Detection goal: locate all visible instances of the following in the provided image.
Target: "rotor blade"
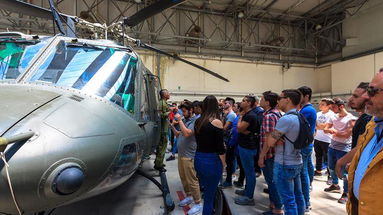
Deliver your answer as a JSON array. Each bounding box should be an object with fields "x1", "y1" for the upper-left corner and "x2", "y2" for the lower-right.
[
  {"x1": 0, "y1": 0, "x2": 74, "y2": 21},
  {"x1": 124, "y1": 0, "x2": 187, "y2": 27},
  {"x1": 139, "y1": 43, "x2": 229, "y2": 82},
  {"x1": 48, "y1": 0, "x2": 66, "y2": 35}
]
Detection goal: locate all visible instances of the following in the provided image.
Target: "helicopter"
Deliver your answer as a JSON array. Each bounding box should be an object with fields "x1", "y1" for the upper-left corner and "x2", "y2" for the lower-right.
[{"x1": 0, "y1": 0, "x2": 229, "y2": 214}]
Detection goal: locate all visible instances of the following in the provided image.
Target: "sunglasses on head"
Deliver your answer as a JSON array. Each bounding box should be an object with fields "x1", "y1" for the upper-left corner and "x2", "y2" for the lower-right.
[{"x1": 366, "y1": 86, "x2": 383, "y2": 97}]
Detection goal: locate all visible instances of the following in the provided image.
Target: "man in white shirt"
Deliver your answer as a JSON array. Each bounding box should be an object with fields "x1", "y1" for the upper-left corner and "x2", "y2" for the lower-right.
[{"x1": 314, "y1": 98, "x2": 335, "y2": 176}]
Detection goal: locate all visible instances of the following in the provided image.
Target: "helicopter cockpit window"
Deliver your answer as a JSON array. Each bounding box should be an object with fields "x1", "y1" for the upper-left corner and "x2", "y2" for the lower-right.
[
  {"x1": 0, "y1": 38, "x2": 48, "y2": 80},
  {"x1": 28, "y1": 40, "x2": 138, "y2": 113}
]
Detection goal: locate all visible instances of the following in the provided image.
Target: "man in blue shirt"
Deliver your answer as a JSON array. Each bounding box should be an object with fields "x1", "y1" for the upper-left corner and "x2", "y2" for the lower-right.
[
  {"x1": 298, "y1": 86, "x2": 317, "y2": 211},
  {"x1": 222, "y1": 97, "x2": 237, "y2": 187},
  {"x1": 268, "y1": 89, "x2": 305, "y2": 215}
]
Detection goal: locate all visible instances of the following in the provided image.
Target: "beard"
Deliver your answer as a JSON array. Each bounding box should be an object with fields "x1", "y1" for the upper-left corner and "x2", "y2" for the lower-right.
[{"x1": 365, "y1": 101, "x2": 383, "y2": 118}]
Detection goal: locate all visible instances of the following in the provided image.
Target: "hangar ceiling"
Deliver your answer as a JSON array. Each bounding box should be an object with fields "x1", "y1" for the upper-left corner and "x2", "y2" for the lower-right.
[{"x1": 0, "y1": 0, "x2": 370, "y2": 64}]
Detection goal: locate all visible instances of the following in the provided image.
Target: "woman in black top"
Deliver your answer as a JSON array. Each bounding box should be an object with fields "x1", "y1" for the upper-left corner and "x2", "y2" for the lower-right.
[{"x1": 194, "y1": 95, "x2": 226, "y2": 215}]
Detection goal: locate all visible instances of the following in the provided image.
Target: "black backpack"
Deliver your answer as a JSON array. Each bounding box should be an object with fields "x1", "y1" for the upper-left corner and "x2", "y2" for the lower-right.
[{"x1": 283, "y1": 111, "x2": 314, "y2": 149}]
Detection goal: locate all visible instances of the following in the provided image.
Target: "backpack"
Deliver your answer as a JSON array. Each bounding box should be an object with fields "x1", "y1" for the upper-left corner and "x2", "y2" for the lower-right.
[{"x1": 283, "y1": 111, "x2": 314, "y2": 149}]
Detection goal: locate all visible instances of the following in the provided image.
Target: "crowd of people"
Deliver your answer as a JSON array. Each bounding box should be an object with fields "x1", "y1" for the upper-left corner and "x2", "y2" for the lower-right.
[{"x1": 152, "y1": 71, "x2": 383, "y2": 215}]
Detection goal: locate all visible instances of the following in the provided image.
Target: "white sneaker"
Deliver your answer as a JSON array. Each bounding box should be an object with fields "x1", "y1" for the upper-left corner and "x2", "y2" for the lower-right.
[
  {"x1": 187, "y1": 204, "x2": 202, "y2": 215},
  {"x1": 179, "y1": 196, "x2": 193, "y2": 207}
]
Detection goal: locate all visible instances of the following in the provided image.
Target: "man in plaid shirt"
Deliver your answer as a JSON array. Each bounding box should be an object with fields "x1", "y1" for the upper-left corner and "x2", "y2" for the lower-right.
[{"x1": 258, "y1": 91, "x2": 283, "y2": 215}]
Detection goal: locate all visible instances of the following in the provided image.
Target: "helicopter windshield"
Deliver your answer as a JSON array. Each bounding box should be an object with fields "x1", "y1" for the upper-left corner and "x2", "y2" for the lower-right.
[
  {"x1": 28, "y1": 40, "x2": 137, "y2": 114},
  {"x1": 0, "y1": 38, "x2": 49, "y2": 80}
]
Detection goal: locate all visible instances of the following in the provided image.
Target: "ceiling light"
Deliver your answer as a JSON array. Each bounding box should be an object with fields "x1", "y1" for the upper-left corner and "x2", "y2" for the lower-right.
[{"x1": 238, "y1": 12, "x2": 244, "y2": 18}]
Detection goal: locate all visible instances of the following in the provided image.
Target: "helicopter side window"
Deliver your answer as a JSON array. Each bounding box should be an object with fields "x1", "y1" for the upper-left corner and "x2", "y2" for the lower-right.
[
  {"x1": 108, "y1": 57, "x2": 138, "y2": 114},
  {"x1": 140, "y1": 75, "x2": 150, "y2": 121}
]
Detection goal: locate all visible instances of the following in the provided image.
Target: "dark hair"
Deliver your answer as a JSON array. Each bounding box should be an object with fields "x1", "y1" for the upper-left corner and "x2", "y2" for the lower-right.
[
  {"x1": 298, "y1": 86, "x2": 312, "y2": 101},
  {"x1": 262, "y1": 91, "x2": 279, "y2": 108},
  {"x1": 192, "y1": 100, "x2": 202, "y2": 108},
  {"x1": 244, "y1": 95, "x2": 256, "y2": 107},
  {"x1": 357, "y1": 82, "x2": 369, "y2": 90},
  {"x1": 333, "y1": 97, "x2": 345, "y2": 106},
  {"x1": 180, "y1": 101, "x2": 193, "y2": 111},
  {"x1": 235, "y1": 102, "x2": 241, "y2": 108},
  {"x1": 320, "y1": 98, "x2": 334, "y2": 105},
  {"x1": 159, "y1": 89, "x2": 168, "y2": 98},
  {"x1": 224, "y1": 97, "x2": 235, "y2": 106},
  {"x1": 282, "y1": 89, "x2": 302, "y2": 106},
  {"x1": 195, "y1": 95, "x2": 220, "y2": 133}
]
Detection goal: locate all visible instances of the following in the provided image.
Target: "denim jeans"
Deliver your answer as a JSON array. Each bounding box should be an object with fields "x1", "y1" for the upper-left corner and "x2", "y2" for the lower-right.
[
  {"x1": 328, "y1": 147, "x2": 348, "y2": 192},
  {"x1": 225, "y1": 145, "x2": 236, "y2": 183},
  {"x1": 274, "y1": 162, "x2": 305, "y2": 215},
  {"x1": 171, "y1": 137, "x2": 178, "y2": 155},
  {"x1": 195, "y1": 152, "x2": 222, "y2": 215},
  {"x1": 262, "y1": 157, "x2": 283, "y2": 210},
  {"x1": 300, "y1": 144, "x2": 313, "y2": 208},
  {"x1": 238, "y1": 145, "x2": 257, "y2": 199}
]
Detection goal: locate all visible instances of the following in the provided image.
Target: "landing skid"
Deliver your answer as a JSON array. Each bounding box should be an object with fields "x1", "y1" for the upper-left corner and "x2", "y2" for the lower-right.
[{"x1": 135, "y1": 169, "x2": 175, "y2": 213}]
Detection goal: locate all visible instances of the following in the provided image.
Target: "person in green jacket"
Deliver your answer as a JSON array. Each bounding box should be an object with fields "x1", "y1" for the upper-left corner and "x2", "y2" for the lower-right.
[{"x1": 154, "y1": 89, "x2": 171, "y2": 172}]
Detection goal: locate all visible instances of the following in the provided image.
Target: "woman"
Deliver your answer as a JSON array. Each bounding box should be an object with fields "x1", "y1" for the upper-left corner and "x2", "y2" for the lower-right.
[{"x1": 194, "y1": 95, "x2": 226, "y2": 215}]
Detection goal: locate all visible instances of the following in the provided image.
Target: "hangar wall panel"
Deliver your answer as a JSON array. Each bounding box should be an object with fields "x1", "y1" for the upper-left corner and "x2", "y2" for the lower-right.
[
  {"x1": 138, "y1": 52, "x2": 316, "y2": 101},
  {"x1": 331, "y1": 55, "x2": 375, "y2": 94},
  {"x1": 314, "y1": 66, "x2": 332, "y2": 93}
]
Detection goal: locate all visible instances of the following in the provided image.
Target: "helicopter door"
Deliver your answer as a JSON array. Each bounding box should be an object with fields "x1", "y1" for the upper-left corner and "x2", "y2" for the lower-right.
[
  {"x1": 145, "y1": 73, "x2": 161, "y2": 151},
  {"x1": 137, "y1": 68, "x2": 154, "y2": 157}
]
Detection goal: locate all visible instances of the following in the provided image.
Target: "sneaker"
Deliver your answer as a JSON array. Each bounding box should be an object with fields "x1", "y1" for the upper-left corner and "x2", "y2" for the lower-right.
[
  {"x1": 179, "y1": 196, "x2": 193, "y2": 207},
  {"x1": 233, "y1": 181, "x2": 244, "y2": 188},
  {"x1": 235, "y1": 189, "x2": 245, "y2": 196},
  {"x1": 187, "y1": 204, "x2": 202, "y2": 215},
  {"x1": 234, "y1": 196, "x2": 255, "y2": 205},
  {"x1": 166, "y1": 155, "x2": 175, "y2": 161},
  {"x1": 338, "y1": 193, "x2": 348, "y2": 204},
  {"x1": 220, "y1": 181, "x2": 232, "y2": 188},
  {"x1": 324, "y1": 184, "x2": 341, "y2": 193}
]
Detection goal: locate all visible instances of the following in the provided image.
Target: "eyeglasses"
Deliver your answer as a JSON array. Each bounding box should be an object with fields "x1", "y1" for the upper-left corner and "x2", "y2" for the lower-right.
[
  {"x1": 278, "y1": 96, "x2": 287, "y2": 101},
  {"x1": 366, "y1": 86, "x2": 383, "y2": 97}
]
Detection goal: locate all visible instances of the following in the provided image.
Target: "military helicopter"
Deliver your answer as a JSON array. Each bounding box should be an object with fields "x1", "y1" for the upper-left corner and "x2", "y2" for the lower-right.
[{"x1": 0, "y1": 0, "x2": 228, "y2": 214}]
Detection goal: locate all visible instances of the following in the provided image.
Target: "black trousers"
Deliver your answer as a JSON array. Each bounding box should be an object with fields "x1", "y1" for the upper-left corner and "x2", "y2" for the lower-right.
[
  {"x1": 225, "y1": 145, "x2": 236, "y2": 183},
  {"x1": 314, "y1": 139, "x2": 330, "y2": 171}
]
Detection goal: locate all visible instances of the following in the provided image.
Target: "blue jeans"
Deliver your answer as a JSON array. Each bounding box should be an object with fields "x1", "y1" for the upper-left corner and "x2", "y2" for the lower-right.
[
  {"x1": 328, "y1": 147, "x2": 348, "y2": 192},
  {"x1": 274, "y1": 163, "x2": 305, "y2": 215},
  {"x1": 171, "y1": 137, "x2": 178, "y2": 155},
  {"x1": 262, "y1": 157, "x2": 283, "y2": 210},
  {"x1": 238, "y1": 145, "x2": 257, "y2": 199},
  {"x1": 195, "y1": 152, "x2": 222, "y2": 215},
  {"x1": 300, "y1": 144, "x2": 313, "y2": 208}
]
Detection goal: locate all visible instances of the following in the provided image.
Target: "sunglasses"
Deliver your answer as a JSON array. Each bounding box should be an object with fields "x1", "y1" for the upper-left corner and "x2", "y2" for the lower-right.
[{"x1": 367, "y1": 86, "x2": 383, "y2": 97}]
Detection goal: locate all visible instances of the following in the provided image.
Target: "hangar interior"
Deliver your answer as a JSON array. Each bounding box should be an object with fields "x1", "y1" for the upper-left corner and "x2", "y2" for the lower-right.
[
  {"x1": 0, "y1": 1, "x2": 382, "y2": 215},
  {"x1": 1, "y1": 0, "x2": 382, "y2": 102}
]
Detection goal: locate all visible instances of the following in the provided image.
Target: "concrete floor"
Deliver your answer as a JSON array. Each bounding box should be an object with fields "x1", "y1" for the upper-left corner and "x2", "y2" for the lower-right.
[{"x1": 50, "y1": 150, "x2": 347, "y2": 215}]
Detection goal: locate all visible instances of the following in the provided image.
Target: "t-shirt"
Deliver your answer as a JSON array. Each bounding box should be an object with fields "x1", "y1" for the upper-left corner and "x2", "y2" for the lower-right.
[
  {"x1": 315, "y1": 111, "x2": 335, "y2": 143},
  {"x1": 177, "y1": 116, "x2": 197, "y2": 158},
  {"x1": 352, "y1": 113, "x2": 372, "y2": 148},
  {"x1": 226, "y1": 111, "x2": 237, "y2": 124},
  {"x1": 300, "y1": 104, "x2": 317, "y2": 135},
  {"x1": 329, "y1": 113, "x2": 357, "y2": 152},
  {"x1": 274, "y1": 109, "x2": 302, "y2": 165},
  {"x1": 228, "y1": 115, "x2": 240, "y2": 147},
  {"x1": 224, "y1": 110, "x2": 237, "y2": 143},
  {"x1": 238, "y1": 110, "x2": 259, "y2": 149}
]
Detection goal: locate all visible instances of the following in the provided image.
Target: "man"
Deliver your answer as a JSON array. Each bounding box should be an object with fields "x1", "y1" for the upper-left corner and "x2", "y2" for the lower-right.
[
  {"x1": 314, "y1": 98, "x2": 335, "y2": 177},
  {"x1": 324, "y1": 98, "x2": 356, "y2": 204},
  {"x1": 297, "y1": 86, "x2": 316, "y2": 211},
  {"x1": 166, "y1": 104, "x2": 179, "y2": 161},
  {"x1": 221, "y1": 97, "x2": 237, "y2": 188},
  {"x1": 267, "y1": 89, "x2": 305, "y2": 215},
  {"x1": 347, "y1": 71, "x2": 383, "y2": 214},
  {"x1": 335, "y1": 83, "x2": 372, "y2": 179},
  {"x1": 234, "y1": 95, "x2": 259, "y2": 205},
  {"x1": 250, "y1": 96, "x2": 264, "y2": 178},
  {"x1": 170, "y1": 102, "x2": 202, "y2": 215},
  {"x1": 192, "y1": 100, "x2": 202, "y2": 118},
  {"x1": 154, "y1": 89, "x2": 170, "y2": 172},
  {"x1": 258, "y1": 91, "x2": 283, "y2": 215}
]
